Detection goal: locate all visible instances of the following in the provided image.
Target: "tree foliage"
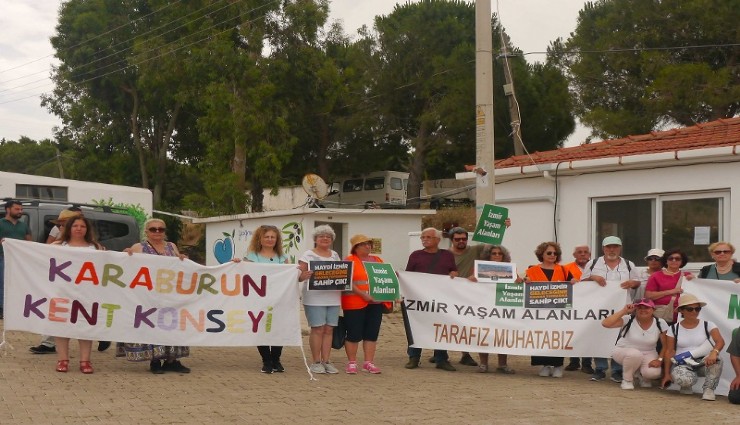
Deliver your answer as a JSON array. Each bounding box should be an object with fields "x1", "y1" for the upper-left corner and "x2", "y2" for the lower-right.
[{"x1": 550, "y1": 0, "x2": 739, "y2": 138}]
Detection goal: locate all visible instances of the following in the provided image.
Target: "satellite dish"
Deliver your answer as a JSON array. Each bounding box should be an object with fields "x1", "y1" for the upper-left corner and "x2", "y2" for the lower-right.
[{"x1": 302, "y1": 173, "x2": 329, "y2": 202}]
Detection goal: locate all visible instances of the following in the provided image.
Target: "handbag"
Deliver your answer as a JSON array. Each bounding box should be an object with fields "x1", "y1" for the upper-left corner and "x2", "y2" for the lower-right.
[
  {"x1": 653, "y1": 295, "x2": 676, "y2": 322},
  {"x1": 332, "y1": 316, "x2": 347, "y2": 349}
]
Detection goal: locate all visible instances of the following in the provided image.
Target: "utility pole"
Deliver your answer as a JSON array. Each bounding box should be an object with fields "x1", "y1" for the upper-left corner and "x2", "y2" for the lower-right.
[
  {"x1": 475, "y1": 0, "x2": 495, "y2": 219},
  {"x1": 501, "y1": 53, "x2": 524, "y2": 156}
]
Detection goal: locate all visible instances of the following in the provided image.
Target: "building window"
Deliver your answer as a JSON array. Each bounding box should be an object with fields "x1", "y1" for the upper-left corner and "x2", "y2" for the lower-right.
[
  {"x1": 16, "y1": 185, "x2": 67, "y2": 201},
  {"x1": 593, "y1": 192, "x2": 726, "y2": 265}
]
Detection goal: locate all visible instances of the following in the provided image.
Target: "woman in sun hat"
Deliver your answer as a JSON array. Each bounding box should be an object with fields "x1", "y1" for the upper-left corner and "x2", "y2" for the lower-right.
[
  {"x1": 661, "y1": 293, "x2": 725, "y2": 401},
  {"x1": 342, "y1": 234, "x2": 386, "y2": 374},
  {"x1": 602, "y1": 298, "x2": 668, "y2": 390}
]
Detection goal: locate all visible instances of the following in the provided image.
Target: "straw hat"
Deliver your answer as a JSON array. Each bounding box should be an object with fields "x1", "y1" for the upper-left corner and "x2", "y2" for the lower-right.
[
  {"x1": 51, "y1": 209, "x2": 82, "y2": 225},
  {"x1": 676, "y1": 293, "x2": 707, "y2": 309},
  {"x1": 350, "y1": 234, "x2": 372, "y2": 249}
]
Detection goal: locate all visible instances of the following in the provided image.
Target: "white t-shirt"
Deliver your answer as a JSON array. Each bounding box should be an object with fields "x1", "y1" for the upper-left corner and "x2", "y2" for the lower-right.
[
  {"x1": 299, "y1": 249, "x2": 342, "y2": 306},
  {"x1": 615, "y1": 316, "x2": 668, "y2": 352},
  {"x1": 667, "y1": 320, "x2": 717, "y2": 352},
  {"x1": 49, "y1": 226, "x2": 61, "y2": 240}
]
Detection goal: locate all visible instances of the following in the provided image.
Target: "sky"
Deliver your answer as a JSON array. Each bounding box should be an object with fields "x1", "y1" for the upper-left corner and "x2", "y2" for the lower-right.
[{"x1": 0, "y1": 0, "x2": 590, "y2": 145}]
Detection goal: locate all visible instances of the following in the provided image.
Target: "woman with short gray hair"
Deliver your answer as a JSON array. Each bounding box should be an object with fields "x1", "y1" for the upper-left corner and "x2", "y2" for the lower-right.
[{"x1": 297, "y1": 224, "x2": 342, "y2": 374}]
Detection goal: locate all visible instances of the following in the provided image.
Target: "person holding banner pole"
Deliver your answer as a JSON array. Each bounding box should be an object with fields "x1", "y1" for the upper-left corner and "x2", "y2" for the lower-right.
[
  {"x1": 244, "y1": 225, "x2": 290, "y2": 374},
  {"x1": 563, "y1": 245, "x2": 594, "y2": 374},
  {"x1": 524, "y1": 242, "x2": 574, "y2": 378},
  {"x1": 297, "y1": 225, "x2": 342, "y2": 375},
  {"x1": 342, "y1": 234, "x2": 385, "y2": 374},
  {"x1": 404, "y1": 228, "x2": 458, "y2": 372},
  {"x1": 51, "y1": 216, "x2": 104, "y2": 374},
  {"x1": 580, "y1": 236, "x2": 640, "y2": 383},
  {"x1": 0, "y1": 200, "x2": 32, "y2": 320},
  {"x1": 123, "y1": 218, "x2": 191, "y2": 374}
]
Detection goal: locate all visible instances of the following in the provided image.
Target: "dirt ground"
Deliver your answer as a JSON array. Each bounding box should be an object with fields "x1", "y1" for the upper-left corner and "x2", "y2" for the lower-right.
[{"x1": 0, "y1": 312, "x2": 737, "y2": 424}]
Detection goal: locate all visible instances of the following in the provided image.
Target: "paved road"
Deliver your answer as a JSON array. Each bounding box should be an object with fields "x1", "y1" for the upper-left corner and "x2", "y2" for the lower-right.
[{"x1": 1, "y1": 313, "x2": 737, "y2": 424}]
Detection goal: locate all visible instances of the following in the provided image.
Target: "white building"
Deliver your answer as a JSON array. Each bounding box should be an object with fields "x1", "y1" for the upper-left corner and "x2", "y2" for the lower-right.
[
  {"x1": 194, "y1": 208, "x2": 432, "y2": 270},
  {"x1": 491, "y1": 117, "x2": 740, "y2": 274}
]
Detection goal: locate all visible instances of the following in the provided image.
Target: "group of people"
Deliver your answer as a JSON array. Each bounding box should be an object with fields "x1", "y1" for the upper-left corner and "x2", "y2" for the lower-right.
[{"x1": 2, "y1": 199, "x2": 740, "y2": 403}]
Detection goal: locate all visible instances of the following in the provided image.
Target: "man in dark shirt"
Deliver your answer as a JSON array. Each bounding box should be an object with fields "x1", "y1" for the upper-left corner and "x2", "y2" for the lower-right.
[
  {"x1": 0, "y1": 200, "x2": 32, "y2": 319},
  {"x1": 404, "y1": 227, "x2": 458, "y2": 371}
]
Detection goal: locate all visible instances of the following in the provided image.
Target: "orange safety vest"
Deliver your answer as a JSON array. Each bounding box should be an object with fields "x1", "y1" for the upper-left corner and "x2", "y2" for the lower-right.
[
  {"x1": 563, "y1": 262, "x2": 583, "y2": 281},
  {"x1": 526, "y1": 264, "x2": 568, "y2": 282},
  {"x1": 342, "y1": 254, "x2": 383, "y2": 310}
]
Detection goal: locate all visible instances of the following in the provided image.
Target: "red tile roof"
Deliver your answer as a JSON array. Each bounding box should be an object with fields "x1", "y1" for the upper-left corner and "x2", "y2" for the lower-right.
[{"x1": 494, "y1": 117, "x2": 740, "y2": 169}]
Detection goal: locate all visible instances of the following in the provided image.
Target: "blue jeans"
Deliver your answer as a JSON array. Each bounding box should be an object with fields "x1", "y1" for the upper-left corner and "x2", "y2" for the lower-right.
[
  {"x1": 595, "y1": 357, "x2": 622, "y2": 375},
  {"x1": 407, "y1": 346, "x2": 448, "y2": 362}
]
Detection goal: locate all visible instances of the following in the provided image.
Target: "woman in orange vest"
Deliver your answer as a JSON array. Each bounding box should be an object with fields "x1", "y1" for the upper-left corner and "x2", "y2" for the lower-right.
[
  {"x1": 525, "y1": 241, "x2": 574, "y2": 378},
  {"x1": 342, "y1": 234, "x2": 387, "y2": 374}
]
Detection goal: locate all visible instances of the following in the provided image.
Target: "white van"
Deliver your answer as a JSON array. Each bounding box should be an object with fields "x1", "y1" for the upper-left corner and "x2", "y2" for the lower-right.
[{"x1": 326, "y1": 171, "x2": 408, "y2": 208}]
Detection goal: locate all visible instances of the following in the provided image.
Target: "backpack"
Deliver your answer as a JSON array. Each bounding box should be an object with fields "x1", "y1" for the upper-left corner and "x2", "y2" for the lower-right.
[
  {"x1": 589, "y1": 256, "x2": 632, "y2": 273},
  {"x1": 671, "y1": 320, "x2": 711, "y2": 350},
  {"x1": 615, "y1": 315, "x2": 663, "y2": 344}
]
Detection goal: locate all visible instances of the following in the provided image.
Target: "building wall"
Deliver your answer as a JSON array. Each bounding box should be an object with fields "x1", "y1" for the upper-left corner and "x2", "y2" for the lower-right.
[
  {"x1": 201, "y1": 209, "x2": 429, "y2": 271},
  {"x1": 495, "y1": 161, "x2": 739, "y2": 276}
]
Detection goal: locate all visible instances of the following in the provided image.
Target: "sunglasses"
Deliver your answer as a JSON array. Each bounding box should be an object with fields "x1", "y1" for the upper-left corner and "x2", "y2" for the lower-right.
[
  {"x1": 545, "y1": 251, "x2": 558, "y2": 255},
  {"x1": 148, "y1": 227, "x2": 166, "y2": 233},
  {"x1": 713, "y1": 250, "x2": 731, "y2": 254},
  {"x1": 452, "y1": 237, "x2": 468, "y2": 242},
  {"x1": 667, "y1": 256, "x2": 682, "y2": 261},
  {"x1": 490, "y1": 251, "x2": 503, "y2": 256},
  {"x1": 681, "y1": 306, "x2": 702, "y2": 312},
  {"x1": 645, "y1": 256, "x2": 661, "y2": 261}
]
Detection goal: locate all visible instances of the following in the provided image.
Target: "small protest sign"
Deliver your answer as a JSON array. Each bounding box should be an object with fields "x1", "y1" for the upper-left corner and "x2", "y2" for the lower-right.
[
  {"x1": 308, "y1": 261, "x2": 353, "y2": 291},
  {"x1": 474, "y1": 260, "x2": 517, "y2": 283},
  {"x1": 364, "y1": 262, "x2": 399, "y2": 301},
  {"x1": 524, "y1": 281, "x2": 573, "y2": 308},
  {"x1": 496, "y1": 282, "x2": 524, "y2": 307},
  {"x1": 471, "y1": 204, "x2": 508, "y2": 245}
]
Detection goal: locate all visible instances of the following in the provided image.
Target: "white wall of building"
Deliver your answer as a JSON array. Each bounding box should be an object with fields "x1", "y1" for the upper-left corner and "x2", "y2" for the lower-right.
[
  {"x1": 492, "y1": 156, "x2": 739, "y2": 276},
  {"x1": 196, "y1": 208, "x2": 431, "y2": 270}
]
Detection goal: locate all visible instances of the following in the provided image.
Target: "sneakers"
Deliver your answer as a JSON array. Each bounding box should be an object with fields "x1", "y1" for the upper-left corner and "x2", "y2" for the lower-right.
[
  {"x1": 590, "y1": 370, "x2": 606, "y2": 381},
  {"x1": 272, "y1": 361, "x2": 284, "y2": 373},
  {"x1": 261, "y1": 361, "x2": 273, "y2": 374},
  {"x1": 309, "y1": 362, "x2": 326, "y2": 374},
  {"x1": 162, "y1": 360, "x2": 191, "y2": 373},
  {"x1": 702, "y1": 389, "x2": 716, "y2": 401},
  {"x1": 405, "y1": 357, "x2": 420, "y2": 369},
  {"x1": 680, "y1": 386, "x2": 694, "y2": 395},
  {"x1": 581, "y1": 364, "x2": 595, "y2": 375},
  {"x1": 495, "y1": 365, "x2": 515, "y2": 374},
  {"x1": 610, "y1": 372, "x2": 623, "y2": 383},
  {"x1": 362, "y1": 361, "x2": 381, "y2": 374},
  {"x1": 435, "y1": 360, "x2": 457, "y2": 371},
  {"x1": 539, "y1": 366, "x2": 553, "y2": 377},
  {"x1": 323, "y1": 362, "x2": 339, "y2": 374},
  {"x1": 552, "y1": 366, "x2": 564, "y2": 378},
  {"x1": 477, "y1": 364, "x2": 489, "y2": 373},
  {"x1": 150, "y1": 360, "x2": 165, "y2": 375},
  {"x1": 346, "y1": 362, "x2": 358, "y2": 374},
  {"x1": 29, "y1": 345, "x2": 56, "y2": 354},
  {"x1": 459, "y1": 353, "x2": 479, "y2": 366},
  {"x1": 620, "y1": 380, "x2": 634, "y2": 390},
  {"x1": 636, "y1": 373, "x2": 652, "y2": 388}
]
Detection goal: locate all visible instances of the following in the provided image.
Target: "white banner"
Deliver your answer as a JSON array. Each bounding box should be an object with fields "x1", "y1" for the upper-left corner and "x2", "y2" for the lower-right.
[
  {"x1": 2, "y1": 239, "x2": 302, "y2": 347},
  {"x1": 398, "y1": 271, "x2": 740, "y2": 396},
  {"x1": 398, "y1": 270, "x2": 630, "y2": 357}
]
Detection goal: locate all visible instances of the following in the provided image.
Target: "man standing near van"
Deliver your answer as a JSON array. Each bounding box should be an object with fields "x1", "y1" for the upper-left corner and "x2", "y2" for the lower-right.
[{"x1": 0, "y1": 200, "x2": 32, "y2": 319}]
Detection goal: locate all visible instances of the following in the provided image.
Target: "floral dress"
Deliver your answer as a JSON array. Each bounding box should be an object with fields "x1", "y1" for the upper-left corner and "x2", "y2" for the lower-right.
[{"x1": 116, "y1": 241, "x2": 190, "y2": 362}]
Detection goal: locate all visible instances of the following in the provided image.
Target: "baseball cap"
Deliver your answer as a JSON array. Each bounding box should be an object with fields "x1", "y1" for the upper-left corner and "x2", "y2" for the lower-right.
[{"x1": 602, "y1": 236, "x2": 622, "y2": 246}]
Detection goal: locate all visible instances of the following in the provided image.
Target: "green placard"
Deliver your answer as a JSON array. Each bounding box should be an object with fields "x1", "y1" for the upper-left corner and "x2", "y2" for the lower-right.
[
  {"x1": 495, "y1": 282, "x2": 524, "y2": 307},
  {"x1": 472, "y1": 204, "x2": 508, "y2": 245},
  {"x1": 364, "y1": 262, "x2": 400, "y2": 301}
]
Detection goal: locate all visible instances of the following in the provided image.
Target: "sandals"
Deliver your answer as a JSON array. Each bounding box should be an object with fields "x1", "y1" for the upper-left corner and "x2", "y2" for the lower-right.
[
  {"x1": 496, "y1": 365, "x2": 516, "y2": 374},
  {"x1": 79, "y1": 361, "x2": 94, "y2": 374},
  {"x1": 56, "y1": 360, "x2": 69, "y2": 373}
]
